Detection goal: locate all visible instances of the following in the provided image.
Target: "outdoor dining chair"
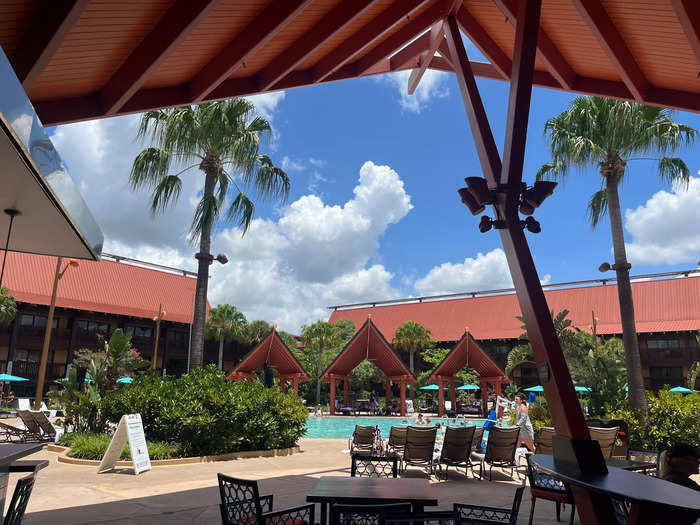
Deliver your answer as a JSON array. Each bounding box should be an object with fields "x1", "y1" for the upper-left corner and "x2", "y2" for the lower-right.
[
  {"x1": 474, "y1": 426, "x2": 520, "y2": 481},
  {"x1": 349, "y1": 425, "x2": 378, "y2": 453},
  {"x1": 217, "y1": 473, "x2": 314, "y2": 525},
  {"x1": 534, "y1": 427, "x2": 555, "y2": 455},
  {"x1": 626, "y1": 449, "x2": 660, "y2": 476},
  {"x1": 387, "y1": 426, "x2": 407, "y2": 458},
  {"x1": 331, "y1": 503, "x2": 411, "y2": 525},
  {"x1": 4, "y1": 474, "x2": 36, "y2": 525},
  {"x1": 525, "y1": 454, "x2": 575, "y2": 525},
  {"x1": 381, "y1": 511, "x2": 460, "y2": 525},
  {"x1": 0, "y1": 422, "x2": 33, "y2": 443},
  {"x1": 453, "y1": 481, "x2": 526, "y2": 525},
  {"x1": 437, "y1": 425, "x2": 475, "y2": 479},
  {"x1": 588, "y1": 426, "x2": 619, "y2": 458},
  {"x1": 402, "y1": 426, "x2": 437, "y2": 476},
  {"x1": 351, "y1": 454, "x2": 398, "y2": 478}
]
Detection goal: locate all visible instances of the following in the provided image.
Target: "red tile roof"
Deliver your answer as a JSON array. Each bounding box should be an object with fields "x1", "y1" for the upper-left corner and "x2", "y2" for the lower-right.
[
  {"x1": 429, "y1": 331, "x2": 509, "y2": 384},
  {"x1": 329, "y1": 276, "x2": 700, "y2": 342},
  {"x1": 1, "y1": 251, "x2": 197, "y2": 324},
  {"x1": 227, "y1": 328, "x2": 309, "y2": 382}
]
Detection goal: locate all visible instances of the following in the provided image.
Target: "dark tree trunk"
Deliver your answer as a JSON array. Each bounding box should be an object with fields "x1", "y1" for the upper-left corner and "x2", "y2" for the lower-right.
[
  {"x1": 316, "y1": 346, "x2": 322, "y2": 406},
  {"x1": 189, "y1": 163, "x2": 217, "y2": 369},
  {"x1": 605, "y1": 172, "x2": 648, "y2": 421}
]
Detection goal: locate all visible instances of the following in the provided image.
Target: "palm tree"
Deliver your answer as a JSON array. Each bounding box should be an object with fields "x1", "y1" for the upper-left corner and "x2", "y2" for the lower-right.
[
  {"x1": 0, "y1": 286, "x2": 17, "y2": 327},
  {"x1": 392, "y1": 321, "x2": 433, "y2": 375},
  {"x1": 205, "y1": 304, "x2": 247, "y2": 370},
  {"x1": 538, "y1": 97, "x2": 696, "y2": 420},
  {"x1": 130, "y1": 100, "x2": 289, "y2": 369},
  {"x1": 301, "y1": 321, "x2": 341, "y2": 406}
]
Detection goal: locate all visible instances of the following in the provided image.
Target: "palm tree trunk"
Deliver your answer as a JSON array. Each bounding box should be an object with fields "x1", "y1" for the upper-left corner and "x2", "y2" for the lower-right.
[
  {"x1": 218, "y1": 333, "x2": 224, "y2": 371},
  {"x1": 189, "y1": 165, "x2": 217, "y2": 369},
  {"x1": 605, "y1": 174, "x2": 648, "y2": 421},
  {"x1": 409, "y1": 349, "x2": 414, "y2": 373},
  {"x1": 316, "y1": 346, "x2": 323, "y2": 406}
]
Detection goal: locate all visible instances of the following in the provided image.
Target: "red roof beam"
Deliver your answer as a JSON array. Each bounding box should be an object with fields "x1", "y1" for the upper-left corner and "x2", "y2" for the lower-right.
[
  {"x1": 10, "y1": 0, "x2": 91, "y2": 91},
  {"x1": 189, "y1": 0, "x2": 312, "y2": 102},
  {"x1": 355, "y1": 0, "x2": 453, "y2": 77},
  {"x1": 455, "y1": 6, "x2": 510, "y2": 80},
  {"x1": 437, "y1": 39, "x2": 454, "y2": 68},
  {"x1": 407, "y1": 23, "x2": 445, "y2": 94},
  {"x1": 670, "y1": 0, "x2": 700, "y2": 65},
  {"x1": 312, "y1": 0, "x2": 430, "y2": 83},
  {"x1": 492, "y1": 0, "x2": 574, "y2": 89},
  {"x1": 390, "y1": 32, "x2": 432, "y2": 71},
  {"x1": 571, "y1": 0, "x2": 648, "y2": 102},
  {"x1": 102, "y1": 0, "x2": 220, "y2": 115},
  {"x1": 258, "y1": 0, "x2": 378, "y2": 93}
]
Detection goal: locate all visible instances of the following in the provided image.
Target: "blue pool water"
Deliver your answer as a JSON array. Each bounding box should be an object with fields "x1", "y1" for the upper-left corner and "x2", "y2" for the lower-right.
[{"x1": 304, "y1": 416, "x2": 488, "y2": 439}]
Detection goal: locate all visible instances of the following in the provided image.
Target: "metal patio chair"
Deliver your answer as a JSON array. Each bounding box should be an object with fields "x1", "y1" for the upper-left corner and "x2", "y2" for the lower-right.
[
  {"x1": 437, "y1": 425, "x2": 475, "y2": 479},
  {"x1": 525, "y1": 454, "x2": 575, "y2": 525},
  {"x1": 402, "y1": 426, "x2": 437, "y2": 476},
  {"x1": 331, "y1": 503, "x2": 411, "y2": 525},
  {"x1": 351, "y1": 454, "x2": 398, "y2": 478},
  {"x1": 453, "y1": 482, "x2": 526, "y2": 525}
]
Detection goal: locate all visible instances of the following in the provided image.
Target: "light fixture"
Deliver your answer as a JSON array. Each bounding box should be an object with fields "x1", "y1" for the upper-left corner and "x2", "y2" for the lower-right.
[
  {"x1": 599, "y1": 262, "x2": 611, "y2": 273},
  {"x1": 478, "y1": 216, "x2": 505, "y2": 233},
  {"x1": 215, "y1": 253, "x2": 228, "y2": 265},
  {"x1": 523, "y1": 181, "x2": 557, "y2": 208},
  {"x1": 0, "y1": 209, "x2": 21, "y2": 287},
  {"x1": 465, "y1": 177, "x2": 496, "y2": 205},
  {"x1": 519, "y1": 200, "x2": 536, "y2": 216},
  {"x1": 458, "y1": 188, "x2": 485, "y2": 215},
  {"x1": 522, "y1": 216, "x2": 541, "y2": 233}
]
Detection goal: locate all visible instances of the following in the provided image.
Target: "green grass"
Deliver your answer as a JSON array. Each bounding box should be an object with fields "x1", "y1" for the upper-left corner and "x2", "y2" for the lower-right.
[{"x1": 59, "y1": 433, "x2": 183, "y2": 460}]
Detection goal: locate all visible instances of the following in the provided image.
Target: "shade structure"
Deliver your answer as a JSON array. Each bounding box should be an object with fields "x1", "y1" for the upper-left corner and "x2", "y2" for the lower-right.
[
  {"x1": 117, "y1": 377, "x2": 133, "y2": 384},
  {"x1": 227, "y1": 327, "x2": 309, "y2": 393},
  {"x1": 0, "y1": 374, "x2": 28, "y2": 382},
  {"x1": 420, "y1": 384, "x2": 441, "y2": 390},
  {"x1": 669, "y1": 386, "x2": 692, "y2": 393},
  {"x1": 457, "y1": 384, "x2": 479, "y2": 391},
  {"x1": 525, "y1": 385, "x2": 544, "y2": 392},
  {"x1": 575, "y1": 386, "x2": 591, "y2": 393}
]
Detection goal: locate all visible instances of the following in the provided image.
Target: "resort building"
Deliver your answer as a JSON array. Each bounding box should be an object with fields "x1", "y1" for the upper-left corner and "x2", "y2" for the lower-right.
[
  {"x1": 0, "y1": 251, "x2": 245, "y2": 396},
  {"x1": 329, "y1": 272, "x2": 700, "y2": 390}
]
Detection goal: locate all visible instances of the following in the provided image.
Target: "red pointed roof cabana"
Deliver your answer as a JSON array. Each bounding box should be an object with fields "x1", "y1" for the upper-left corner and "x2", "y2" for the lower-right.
[
  {"x1": 428, "y1": 329, "x2": 509, "y2": 416},
  {"x1": 227, "y1": 326, "x2": 309, "y2": 394},
  {"x1": 320, "y1": 317, "x2": 415, "y2": 416}
]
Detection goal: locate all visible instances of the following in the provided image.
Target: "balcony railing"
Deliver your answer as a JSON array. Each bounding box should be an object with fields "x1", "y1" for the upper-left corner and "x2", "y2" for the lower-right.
[{"x1": 11, "y1": 362, "x2": 65, "y2": 381}]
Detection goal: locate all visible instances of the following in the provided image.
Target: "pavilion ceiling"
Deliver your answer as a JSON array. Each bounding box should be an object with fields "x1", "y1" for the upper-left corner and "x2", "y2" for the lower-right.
[{"x1": 1, "y1": 0, "x2": 698, "y2": 126}]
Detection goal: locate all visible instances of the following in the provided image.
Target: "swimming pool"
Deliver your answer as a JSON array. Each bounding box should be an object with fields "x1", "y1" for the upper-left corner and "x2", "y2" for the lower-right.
[{"x1": 304, "y1": 416, "x2": 488, "y2": 439}]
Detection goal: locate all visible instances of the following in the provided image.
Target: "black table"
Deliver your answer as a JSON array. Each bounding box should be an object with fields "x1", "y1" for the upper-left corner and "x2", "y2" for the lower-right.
[
  {"x1": 0, "y1": 443, "x2": 43, "y2": 521},
  {"x1": 531, "y1": 454, "x2": 700, "y2": 524},
  {"x1": 307, "y1": 476, "x2": 438, "y2": 525},
  {"x1": 606, "y1": 457, "x2": 656, "y2": 474}
]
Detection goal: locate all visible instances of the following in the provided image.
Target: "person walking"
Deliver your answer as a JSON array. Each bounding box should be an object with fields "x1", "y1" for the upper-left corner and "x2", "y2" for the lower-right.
[{"x1": 514, "y1": 395, "x2": 535, "y2": 452}]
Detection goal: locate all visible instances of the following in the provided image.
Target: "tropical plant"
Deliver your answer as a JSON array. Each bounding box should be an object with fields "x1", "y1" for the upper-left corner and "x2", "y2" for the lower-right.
[
  {"x1": 245, "y1": 320, "x2": 273, "y2": 346},
  {"x1": 0, "y1": 286, "x2": 17, "y2": 327},
  {"x1": 503, "y1": 384, "x2": 523, "y2": 401},
  {"x1": 130, "y1": 100, "x2": 289, "y2": 369},
  {"x1": 688, "y1": 361, "x2": 700, "y2": 391},
  {"x1": 59, "y1": 432, "x2": 182, "y2": 460},
  {"x1": 392, "y1": 321, "x2": 433, "y2": 374},
  {"x1": 416, "y1": 346, "x2": 478, "y2": 392},
  {"x1": 301, "y1": 320, "x2": 342, "y2": 405},
  {"x1": 539, "y1": 97, "x2": 697, "y2": 420},
  {"x1": 48, "y1": 367, "x2": 105, "y2": 433},
  {"x1": 205, "y1": 304, "x2": 247, "y2": 370}
]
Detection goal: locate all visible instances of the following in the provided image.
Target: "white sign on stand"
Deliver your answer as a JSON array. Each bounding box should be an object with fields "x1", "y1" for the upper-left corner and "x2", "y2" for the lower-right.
[{"x1": 98, "y1": 414, "x2": 151, "y2": 475}]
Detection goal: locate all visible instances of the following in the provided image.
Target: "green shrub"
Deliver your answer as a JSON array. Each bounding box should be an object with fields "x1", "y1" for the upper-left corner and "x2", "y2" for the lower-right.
[
  {"x1": 608, "y1": 391, "x2": 700, "y2": 450},
  {"x1": 100, "y1": 365, "x2": 307, "y2": 456},
  {"x1": 59, "y1": 432, "x2": 181, "y2": 460}
]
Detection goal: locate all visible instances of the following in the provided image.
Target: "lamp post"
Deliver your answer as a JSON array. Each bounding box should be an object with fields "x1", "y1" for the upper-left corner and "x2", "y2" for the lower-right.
[
  {"x1": 152, "y1": 304, "x2": 166, "y2": 370},
  {"x1": 34, "y1": 257, "x2": 78, "y2": 410},
  {"x1": 0, "y1": 209, "x2": 20, "y2": 288}
]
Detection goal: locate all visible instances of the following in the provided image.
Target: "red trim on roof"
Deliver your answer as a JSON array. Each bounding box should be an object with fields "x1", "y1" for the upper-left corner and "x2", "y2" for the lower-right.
[
  {"x1": 227, "y1": 328, "x2": 309, "y2": 381},
  {"x1": 2, "y1": 251, "x2": 198, "y2": 324},
  {"x1": 329, "y1": 276, "x2": 700, "y2": 342}
]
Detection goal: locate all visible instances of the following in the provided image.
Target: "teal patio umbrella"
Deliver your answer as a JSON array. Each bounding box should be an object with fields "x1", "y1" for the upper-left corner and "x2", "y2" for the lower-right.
[
  {"x1": 669, "y1": 386, "x2": 692, "y2": 393},
  {"x1": 0, "y1": 374, "x2": 28, "y2": 382},
  {"x1": 457, "y1": 384, "x2": 479, "y2": 390},
  {"x1": 419, "y1": 384, "x2": 442, "y2": 390},
  {"x1": 574, "y1": 386, "x2": 591, "y2": 392},
  {"x1": 524, "y1": 385, "x2": 543, "y2": 392},
  {"x1": 117, "y1": 377, "x2": 133, "y2": 384}
]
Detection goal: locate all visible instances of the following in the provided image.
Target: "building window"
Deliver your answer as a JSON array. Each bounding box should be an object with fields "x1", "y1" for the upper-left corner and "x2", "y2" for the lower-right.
[
  {"x1": 19, "y1": 314, "x2": 57, "y2": 329},
  {"x1": 126, "y1": 326, "x2": 153, "y2": 338},
  {"x1": 647, "y1": 339, "x2": 682, "y2": 358},
  {"x1": 77, "y1": 320, "x2": 110, "y2": 334},
  {"x1": 649, "y1": 367, "x2": 683, "y2": 385},
  {"x1": 168, "y1": 331, "x2": 189, "y2": 345}
]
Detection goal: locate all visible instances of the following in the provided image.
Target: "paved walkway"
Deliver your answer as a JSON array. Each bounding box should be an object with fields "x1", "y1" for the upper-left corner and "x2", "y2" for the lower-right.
[{"x1": 10, "y1": 439, "x2": 697, "y2": 524}]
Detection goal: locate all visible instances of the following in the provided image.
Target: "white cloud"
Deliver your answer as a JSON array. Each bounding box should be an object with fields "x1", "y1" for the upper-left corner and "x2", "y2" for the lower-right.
[
  {"x1": 246, "y1": 91, "x2": 286, "y2": 121},
  {"x1": 281, "y1": 156, "x2": 305, "y2": 171},
  {"x1": 308, "y1": 157, "x2": 326, "y2": 168},
  {"x1": 625, "y1": 175, "x2": 700, "y2": 265},
  {"x1": 414, "y1": 248, "x2": 513, "y2": 296},
  {"x1": 307, "y1": 171, "x2": 327, "y2": 193},
  {"x1": 378, "y1": 69, "x2": 449, "y2": 113}
]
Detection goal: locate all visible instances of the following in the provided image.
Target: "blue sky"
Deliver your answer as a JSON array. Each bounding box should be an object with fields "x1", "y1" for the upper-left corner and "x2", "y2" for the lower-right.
[{"x1": 50, "y1": 60, "x2": 700, "y2": 332}]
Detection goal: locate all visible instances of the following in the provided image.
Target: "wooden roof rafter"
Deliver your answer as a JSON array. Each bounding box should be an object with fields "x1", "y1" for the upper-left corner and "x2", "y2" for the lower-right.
[{"x1": 669, "y1": 0, "x2": 700, "y2": 67}]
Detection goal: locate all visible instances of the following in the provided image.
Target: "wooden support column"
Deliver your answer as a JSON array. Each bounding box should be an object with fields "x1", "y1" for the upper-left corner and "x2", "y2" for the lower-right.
[
  {"x1": 279, "y1": 378, "x2": 286, "y2": 393},
  {"x1": 445, "y1": 2, "x2": 613, "y2": 522},
  {"x1": 343, "y1": 378, "x2": 350, "y2": 407},
  {"x1": 399, "y1": 380, "x2": 406, "y2": 417},
  {"x1": 480, "y1": 380, "x2": 488, "y2": 417},
  {"x1": 449, "y1": 380, "x2": 457, "y2": 414},
  {"x1": 329, "y1": 377, "x2": 336, "y2": 415},
  {"x1": 438, "y1": 378, "x2": 445, "y2": 416},
  {"x1": 292, "y1": 377, "x2": 299, "y2": 394}
]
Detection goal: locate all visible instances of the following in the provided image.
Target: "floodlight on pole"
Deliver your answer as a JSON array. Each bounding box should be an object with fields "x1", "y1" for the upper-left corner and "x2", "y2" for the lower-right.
[{"x1": 0, "y1": 209, "x2": 21, "y2": 288}]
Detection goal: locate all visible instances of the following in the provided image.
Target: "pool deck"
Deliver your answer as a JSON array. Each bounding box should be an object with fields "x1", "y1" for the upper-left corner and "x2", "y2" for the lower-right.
[{"x1": 10, "y1": 438, "x2": 696, "y2": 524}]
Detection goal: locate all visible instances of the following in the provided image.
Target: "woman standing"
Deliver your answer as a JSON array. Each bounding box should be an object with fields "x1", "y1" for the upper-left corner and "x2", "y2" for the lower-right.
[{"x1": 514, "y1": 395, "x2": 535, "y2": 452}]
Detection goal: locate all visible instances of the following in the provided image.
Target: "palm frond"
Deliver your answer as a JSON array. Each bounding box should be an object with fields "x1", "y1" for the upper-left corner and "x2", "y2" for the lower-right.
[
  {"x1": 190, "y1": 193, "x2": 220, "y2": 244},
  {"x1": 150, "y1": 175, "x2": 183, "y2": 215},
  {"x1": 249, "y1": 154, "x2": 290, "y2": 202},
  {"x1": 536, "y1": 161, "x2": 568, "y2": 181},
  {"x1": 136, "y1": 110, "x2": 169, "y2": 143},
  {"x1": 226, "y1": 192, "x2": 255, "y2": 234},
  {"x1": 587, "y1": 188, "x2": 608, "y2": 229},
  {"x1": 130, "y1": 148, "x2": 171, "y2": 189},
  {"x1": 215, "y1": 167, "x2": 230, "y2": 209},
  {"x1": 657, "y1": 157, "x2": 691, "y2": 187}
]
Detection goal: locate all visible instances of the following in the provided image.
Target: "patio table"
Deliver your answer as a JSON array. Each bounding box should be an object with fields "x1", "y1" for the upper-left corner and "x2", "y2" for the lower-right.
[
  {"x1": 0, "y1": 443, "x2": 43, "y2": 521},
  {"x1": 531, "y1": 454, "x2": 700, "y2": 524},
  {"x1": 307, "y1": 476, "x2": 438, "y2": 525},
  {"x1": 605, "y1": 457, "x2": 656, "y2": 475}
]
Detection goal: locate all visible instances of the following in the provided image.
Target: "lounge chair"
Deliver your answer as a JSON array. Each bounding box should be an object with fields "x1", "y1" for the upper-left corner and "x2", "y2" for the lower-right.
[
  {"x1": 475, "y1": 426, "x2": 520, "y2": 480},
  {"x1": 627, "y1": 449, "x2": 659, "y2": 476},
  {"x1": 535, "y1": 427, "x2": 556, "y2": 455},
  {"x1": 453, "y1": 482, "x2": 526, "y2": 525},
  {"x1": 16, "y1": 399, "x2": 31, "y2": 411},
  {"x1": 472, "y1": 426, "x2": 485, "y2": 453},
  {"x1": 526, "y1": 454, "x2": 575, "y2": 525},
  {"x1": 330, "y1": 503, "x2": 411, "y2": 525},
  {"x1": 4, "y1": 473, "x2": 36, "y2": 525},
  {"x1": 437, "y1": 426, "x2": 475, "y2": 479},
  {"x1": 217, "y1": 473, "x2": 314, "y2": 525},
  {"x1": 588, "y1": 426, "x2": 619, "y2": 458},
  {"x1": 30, "y1": 411, "x2": 57, "y2": 442},
  {"x1": 387, "y1": 426, "x2": 407, "y2": 455},
  {"x1": 349, "y1": 425, "x2": 378, "y2": 453},
  {"x1": 16, "y1": 411, "x2": 44, "y2": 442},
  {"x1": 351, "y1": 454, "x2": 398, "y2": 478},
  {"x1": 402, "y1": 426, "x2": 437, "y2": 476},
  {"x1": 0, "y1": 421, "x2": 34, "y2": 443},
  {"x1": 383, "y1": 511, "x2": 460, "y2": 525}
]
